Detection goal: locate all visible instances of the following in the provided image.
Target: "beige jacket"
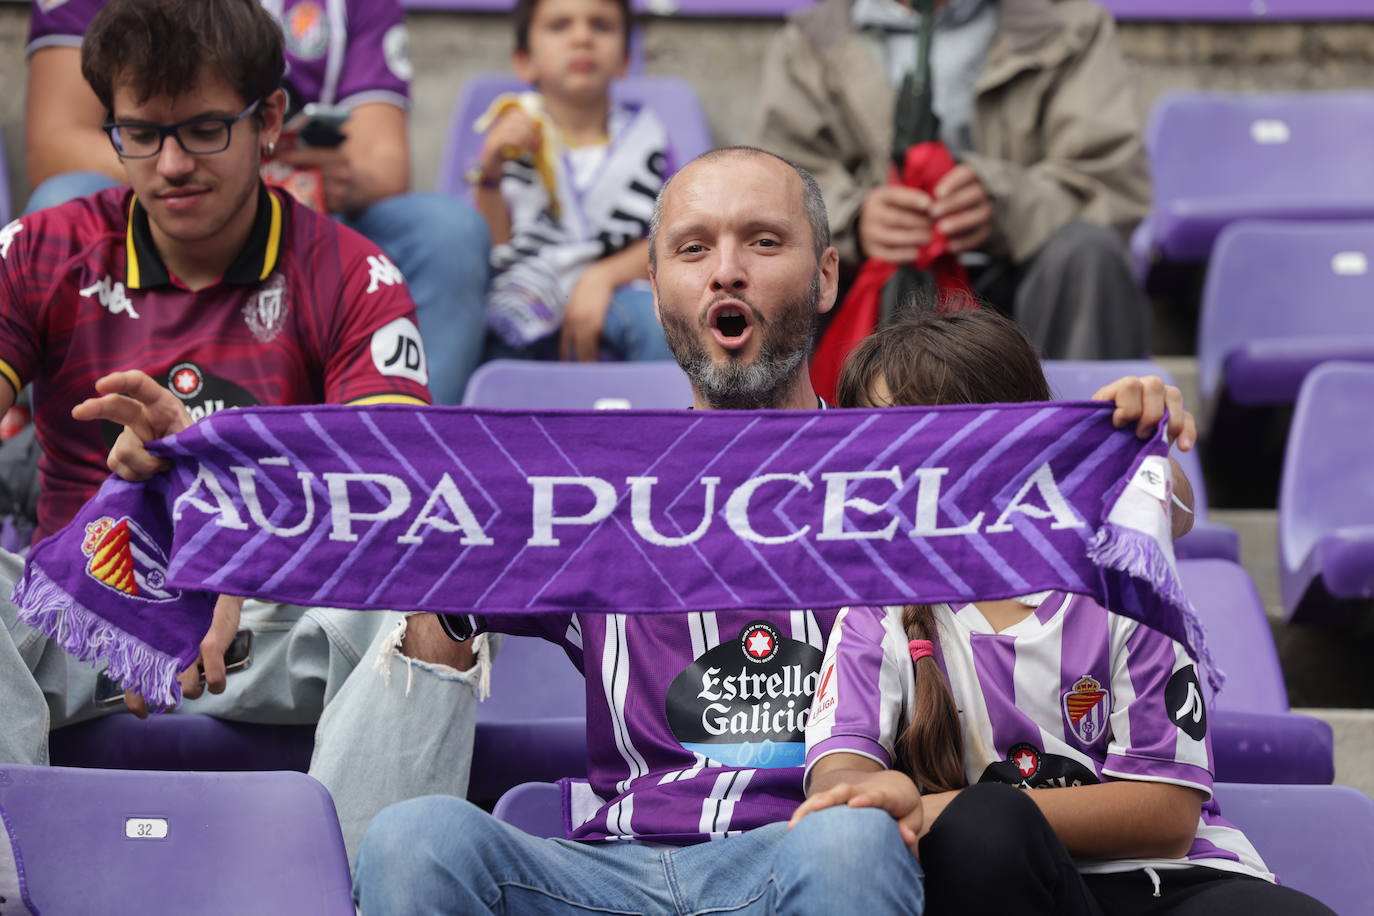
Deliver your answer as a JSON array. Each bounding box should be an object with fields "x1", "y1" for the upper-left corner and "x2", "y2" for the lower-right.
[{"x1": 754, "y1": 0, "x2": 1152, "y2": 268}]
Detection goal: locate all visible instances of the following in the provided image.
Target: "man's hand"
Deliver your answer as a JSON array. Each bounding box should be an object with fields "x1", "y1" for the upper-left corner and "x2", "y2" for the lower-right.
[
  {"x1": 71, "y1": 370, "x2": 193, "y2": 481},
  {"x1": 930, "y1": 165, "x2": 993, "y2": 255},
  {"x1": 479, "y1": 109, "x2": 541, "y2": 178},
  {"x1": 858, "y1": 185, "x2": 933, "y2": 264},
  {"x1": 560, "y1": 265, "x2": 616, "y2": 362},
  {"x1": 1092, "y1": 375, "x2": 1197, "y2": 451},
  {"x1": 276, "y1": 144, "x2": 360, "y2": 216},
  {"x1": 123, "y1": 595, "x2": 244, "y2": 718},
  {"x1": 788, "y1": 770, "x2": 925, "y2": 850}
]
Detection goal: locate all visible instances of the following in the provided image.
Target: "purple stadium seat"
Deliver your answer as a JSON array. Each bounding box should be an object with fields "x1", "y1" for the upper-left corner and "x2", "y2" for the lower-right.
[
  {"x1": 492, "y1": 780, "x2": 565, "y2": 839},
  {"x1": 47, "y1": 713, "x2": 315, "y2": 772},
  {"x1": 1279, "y1": 362, "x2": 1374, "y2": 625},
  {"x1": 470, "y1": 635, "x2": 588, "y2": 803},
  {"x1": 0, "y1": 764, "x2": 353, "y2": 915},
  {"x1": 463, "y1": 358, "x2": 694, "y2": 409},
  {"x1": 1132, "y1": 91, "x2": 1374, "y2": 282},
  {"x1": 1198, "y1": 220, "x2": 1374, "y2": 409},
  {"x1": 0, "y1": 125, "x2": 11, "y2": 227},
  {"x1": 438, "y1": 72, "x2": 713, "y2": 198},
  {"x1": 1215, "y1": 782, "x2": 1374, "y2": 915},
  {"x1": 1041, "y1": 359, "x2": 1238, "y2": 562}
]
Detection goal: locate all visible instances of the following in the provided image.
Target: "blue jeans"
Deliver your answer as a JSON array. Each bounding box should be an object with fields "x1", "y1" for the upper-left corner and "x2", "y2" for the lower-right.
[
  {"x1": 24, "y1": 171, "x2": 119, "y2": 214},
  {"x1": 346, "y1": 192, "x2": 489, "y2": 405},
  {"x1": 354, "y1": 796, "x2": 924, "y2": 915},
  {"x1": 27, "y1": 176, "x2": 490, "y2": 406}
]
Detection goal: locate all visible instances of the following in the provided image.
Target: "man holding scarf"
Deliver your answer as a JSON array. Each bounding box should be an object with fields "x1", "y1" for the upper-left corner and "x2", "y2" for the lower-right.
[{"x1": 755, "y1": 0, "x2": 1153, "y2": 361}]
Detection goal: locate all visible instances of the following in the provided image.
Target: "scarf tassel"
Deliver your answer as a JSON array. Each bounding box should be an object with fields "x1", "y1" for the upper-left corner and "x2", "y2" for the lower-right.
[
  {"x1": 11, "y1": 567, "x2": 183, "y2": 710},
  {"x1": 1088, "y1": 521, "x2": 1225, "y2": 693}
]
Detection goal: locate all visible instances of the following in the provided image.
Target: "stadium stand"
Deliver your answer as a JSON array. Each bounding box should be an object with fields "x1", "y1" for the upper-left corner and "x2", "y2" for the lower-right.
[
  {"x1": 1042, "y1": 359, "x2": 1238, "y2": 562},
  {"x1": 492, "y1": 779, "x2": 565, "y2": 838},
  {"x1": 1278, "y1": 362, "x2": 1374, "y2": 625},
  {"x1": 1215, "y1": 782, "x2": 1374, "y2": 915},
  {"x1": 463, "y1": 358, "x2": 693, "y2": 408},
  {"x1": 398, "y1": 0, "x2": 1373, "y2": 17},
  {"x1": 47, "y1": 714, "x2": 314, "y2": 773},
  {"x1": 439, "y1": 73, "x2": 713, "y2": 199},
  {"x1": 1132, "y1": 91, "x2": 1374, "y2": 287},
  {"x1": 0, "y1": 764, "x2": 353, "y2": 915},
  {"x1": 1198, "y1": 220, "x2": 1374, "y2": 412}
]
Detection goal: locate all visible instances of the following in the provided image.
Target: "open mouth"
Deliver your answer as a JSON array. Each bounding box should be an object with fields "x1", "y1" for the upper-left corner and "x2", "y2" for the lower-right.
[{"x1": 707, "y1": 300, "x2": 755, "y2": 350}]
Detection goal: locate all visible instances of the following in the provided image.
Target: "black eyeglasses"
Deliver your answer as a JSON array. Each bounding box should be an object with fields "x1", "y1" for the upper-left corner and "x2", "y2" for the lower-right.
[{"x1": 103, "y1": 99, "x2": 262, "y2": 159}]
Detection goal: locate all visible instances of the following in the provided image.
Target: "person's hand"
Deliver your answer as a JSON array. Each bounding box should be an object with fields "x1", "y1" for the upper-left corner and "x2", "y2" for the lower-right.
[
  {"x1": 788, "y1": 770, "x2": 925, "y2": 851},
  {"x1": 1092, "y1": 375, "x2": 1197, "y2": 451},
  {"x1": 275, "y1": 143, "x2": 359, "y2": 215},
  {"x1": 479, "y1": 108, "x2": 542, "y2": 177},
  {"x1": 122, "y1": 595, "x2": 243, "y2": 718},
  {"x1": 71, "y1": 370, "x2": 193, "y2": 481},
  {"x1": 560, "y1": 265, "x2": 615, "y2": 363},
  {"x1": 858, "y1": 185, "x2": 933, "y2": 264},
  {"x1": 930, "y1": 164, "x2": 993, "y2": 255}
]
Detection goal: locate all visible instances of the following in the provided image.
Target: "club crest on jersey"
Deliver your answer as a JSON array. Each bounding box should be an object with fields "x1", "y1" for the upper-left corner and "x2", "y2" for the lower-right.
[
  {"x1": 665, "y1": 620, "x2": 824, "y2": 769},
  {"x1": 80, "y1": 516, "x2": 178, "y2": 602},
  {"x1": 244, "y1": 273, "x2": 289, "y2": 342},
  {"x1": 1062, "y1": 675, "x2": 1110, "y2": 744},
  {"x1": 81, "y1": 276, "x2": 138, "y2": 319},
  {"x1": 285, "y1": 1, "x2": 329, "y2": 60}
]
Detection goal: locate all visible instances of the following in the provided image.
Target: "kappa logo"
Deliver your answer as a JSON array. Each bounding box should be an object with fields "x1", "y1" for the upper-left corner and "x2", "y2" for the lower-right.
[
  {"x1": 80, "y1": 516, "x2": 178, "y2": 602},
  {"x1": 365, "y1": 254, "x2": 405, "y2": 294},
  {"x1": 284, "y1": 0, "x2": 329, "y2": 59},
  {"x1": 370, "y1": 316, "x2": 428, "y2": 385},
  {"x1": 1166, "y1": 665, "x2": 1208, "y2": 741},
  {"x1": 1062, "y1": 675, "x2": 1110, "y2": 744},
  {"x1": 741, "y1": 621, "x2": 780, "y2": 664},
  {"x1": 81, "y1": 276, "x2": 139, "y2": 319},
  {"x1": 0, "y1": 220, "x2": 22, "y2": 259},
  {"x1": 244, "y1": 273, "x2": 289, "y2": 342}
]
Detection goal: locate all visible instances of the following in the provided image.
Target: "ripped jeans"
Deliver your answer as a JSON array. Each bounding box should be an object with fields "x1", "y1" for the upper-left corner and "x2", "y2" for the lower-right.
[{"x1": 0, "y1": 549, "x2": 487, "y2": 863}]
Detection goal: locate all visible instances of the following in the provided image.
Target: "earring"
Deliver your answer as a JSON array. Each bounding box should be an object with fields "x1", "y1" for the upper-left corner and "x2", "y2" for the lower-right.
[{"x1": 263, "y1": 141, "x2": 276, "y2": 157}]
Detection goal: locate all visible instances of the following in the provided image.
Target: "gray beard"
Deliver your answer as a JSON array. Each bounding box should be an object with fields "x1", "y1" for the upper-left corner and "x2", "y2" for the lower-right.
[{"x1": 662, "y1": 273, "x2": 820, "y2": 411}]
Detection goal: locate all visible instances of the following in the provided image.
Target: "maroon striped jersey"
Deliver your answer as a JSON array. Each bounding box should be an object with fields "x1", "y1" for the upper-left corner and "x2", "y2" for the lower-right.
[{"x1": 0, "y1": 184, "x2": 431, "y2": 541}]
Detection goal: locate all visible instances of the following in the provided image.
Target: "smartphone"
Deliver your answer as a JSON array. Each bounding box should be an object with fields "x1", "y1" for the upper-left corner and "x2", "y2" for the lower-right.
[
  {"x1": 284, "y1": 103, "x2": 351, "y2": 148},
  {"x1": 94, "y1": 630, "x2": 253, "y2": 707}
]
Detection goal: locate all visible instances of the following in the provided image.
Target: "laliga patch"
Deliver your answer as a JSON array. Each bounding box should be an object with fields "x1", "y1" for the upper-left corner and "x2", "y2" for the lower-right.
[
  {"x1": 666, "y1": 620, "x2": 823, "y2": 769},
  {"x1": 979, "y1": 742, "x2": 1098, "y2": 790},
  {"x1": 1062, "y1": 674, "x2": 1110, "y2": 744},
  {"x1": 383, "y1": 24, "x2": 413, "y2": 82},
  {"x1": 284, "y1": 0, "x2": 329, "y2": 60},
  {"x1": 81, "y1": 517, "x2": 179, "y2": 602},
  {"x1": 371, "y1": 317, "x2": 429, "y2": 385},
  {"x1": 1166, "y1": 665, "x2": 1207, "y2": 741},
  {"x1": 810, "y1": 658, "x2": 839, "y2": 726}
]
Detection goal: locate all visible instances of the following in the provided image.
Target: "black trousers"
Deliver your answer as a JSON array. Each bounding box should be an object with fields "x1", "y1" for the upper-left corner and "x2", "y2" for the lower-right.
[{"x1": 917, "y1": 783, "x2": 1335, "y2": 916}]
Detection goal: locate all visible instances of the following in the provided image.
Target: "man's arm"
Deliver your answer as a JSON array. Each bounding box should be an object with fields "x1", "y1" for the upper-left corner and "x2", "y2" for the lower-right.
[
  {"x1": 276, "y1": 102, "x2": 410, "y2": 216},
  {"x1": 26, "y1": 47, "x2": 124, "y2": 188},
  {"x1": 960, "y1": 10, "x2": 1151, "y2": 264}
]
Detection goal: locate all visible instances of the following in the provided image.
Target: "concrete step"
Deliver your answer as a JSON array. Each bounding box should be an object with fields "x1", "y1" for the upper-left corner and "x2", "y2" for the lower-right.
[{"x1": 1297, "y1": 708, "x2": 1374, "y2": 799}]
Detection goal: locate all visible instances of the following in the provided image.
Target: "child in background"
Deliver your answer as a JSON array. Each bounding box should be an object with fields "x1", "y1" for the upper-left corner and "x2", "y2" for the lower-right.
[
  {"x1": 472, "y1": 0, "x2": 673, "y2": 363},
  {"x1": 790, "y1": 309, "x2": 1333, "y2": 916}
]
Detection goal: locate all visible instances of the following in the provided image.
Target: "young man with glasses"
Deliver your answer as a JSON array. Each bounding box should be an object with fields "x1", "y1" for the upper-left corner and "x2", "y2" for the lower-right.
[{"x1": 0, "y1": 0, "x2": 484, "y2": 862}]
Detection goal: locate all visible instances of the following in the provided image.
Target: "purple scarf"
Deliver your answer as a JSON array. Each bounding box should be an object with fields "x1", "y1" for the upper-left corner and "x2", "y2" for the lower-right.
[{"x1": 13, "y1": 402, "x2": 1211, "y2": 708}]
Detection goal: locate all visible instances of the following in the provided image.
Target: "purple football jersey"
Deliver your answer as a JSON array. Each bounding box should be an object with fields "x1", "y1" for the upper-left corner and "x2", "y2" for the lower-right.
[
  {"x1": 807, "y1": 597, "x2": 1275, "y2": 881},
  {"x1": 28, "y1": 0, "x2": 410, "y2": 111},
  {"x1": 444, "y1": 608, "x2": 847, "y2": 843}
]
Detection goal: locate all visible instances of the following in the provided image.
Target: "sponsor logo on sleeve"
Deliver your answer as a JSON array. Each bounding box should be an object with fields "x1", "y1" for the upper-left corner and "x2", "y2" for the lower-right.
[
  {"x1": 284, "y1": 1, "x2": 329, "y2": 60},
  {"x1": 1062, "y1": 675, "x2": 1110, "y2": 744},
  {"x1": 37, "y1": 0, "x2": 70, "y2": 12},
  {"x1": 370, "y1": 316, "x2": 428, "y2": 385},
  {"x1": 810, "y1": 658, "x2": 838, "y2": 725},
  {"x1": 1166, "y1": 665, "x2": 1207, "y2": 741},
  {"x1": 666, "y1": 620, "x2": 824, "y2": 769},
  {"x1": 81, "y1": 516, "x2": 179, "y2": 602},
  {"x1": 0, "y1": 221, "x2": 22, "y2": 259},
  {"x1": 383, "y1": 24, "x2": 413, "y2": 82}
]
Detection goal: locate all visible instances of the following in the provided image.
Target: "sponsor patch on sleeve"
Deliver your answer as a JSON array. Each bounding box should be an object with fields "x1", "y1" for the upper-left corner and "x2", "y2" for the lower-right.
[{"x1": 371, "y1": 316, "x2": 428, "y2": 386}]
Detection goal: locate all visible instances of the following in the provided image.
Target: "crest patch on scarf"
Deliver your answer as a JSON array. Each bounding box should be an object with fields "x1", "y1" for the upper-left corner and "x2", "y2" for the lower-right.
[{"x1": 81, "y1": 516, "x2": 177, "y2": 602}]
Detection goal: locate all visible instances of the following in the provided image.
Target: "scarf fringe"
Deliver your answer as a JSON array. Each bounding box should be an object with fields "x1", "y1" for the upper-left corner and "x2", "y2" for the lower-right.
[
  {"x1": 1088, "y1": 522, "x2": 1225, "y2": 692},
  {"x1": 11, "y1": 566, "x2": 182, "y2": 710}
]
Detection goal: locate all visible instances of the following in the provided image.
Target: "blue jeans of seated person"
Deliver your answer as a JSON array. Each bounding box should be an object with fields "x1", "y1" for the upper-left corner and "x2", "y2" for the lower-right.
[
  {"x1": 486, "y1": 284, "x2": 674, "y2": 363},
  {"x1": 354, "y1": 796, "x2": 925, "y2": 915},
  {"x1": 25, "y1": 174, "x2": 490, "y2": 406}
]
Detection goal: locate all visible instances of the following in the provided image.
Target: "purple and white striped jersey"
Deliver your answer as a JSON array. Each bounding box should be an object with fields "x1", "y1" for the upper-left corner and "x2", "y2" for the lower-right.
[
  {"x1": 806, "y1": 596, "x2": 1275, "y2": 881},
  {"x1": 444, "y1": 607, "x2": 846, "y2": 843}
]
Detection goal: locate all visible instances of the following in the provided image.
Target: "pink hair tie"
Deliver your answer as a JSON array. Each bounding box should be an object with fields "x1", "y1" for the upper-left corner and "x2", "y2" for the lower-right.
[{"x1": 908, "y1": 639, "x2": 934, "y2": 664}]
